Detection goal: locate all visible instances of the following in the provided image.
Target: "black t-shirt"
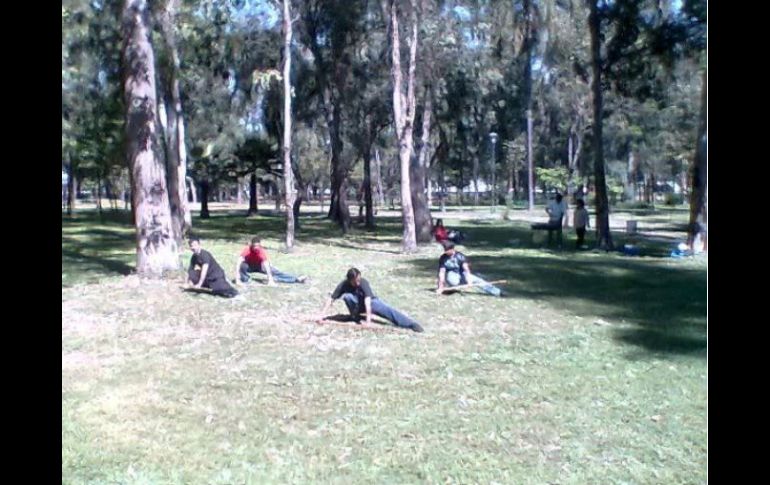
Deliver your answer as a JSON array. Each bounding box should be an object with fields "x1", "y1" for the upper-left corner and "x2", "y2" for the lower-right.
[
  {"x1": 331, "y1": 278, "x2": 376, "y2": 303},
  {"x1": 189, "y1": 249, "x2": 226, "y2": 281},
  {"x1": 438, "y1": 251, "x2": 468, "y2": 275}
]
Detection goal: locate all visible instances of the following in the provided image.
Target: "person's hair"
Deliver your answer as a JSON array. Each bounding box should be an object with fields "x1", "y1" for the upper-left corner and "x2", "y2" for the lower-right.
[
  {"x1": 250, "y1": 236, "x2": 261, "y2": 245},
  {"x1": 435, "y1": 218, "x2": 444, "y2": 227},
  {"x1": 555, "y1": 193, "x2": 563, "y2": 202},
  {"x1": 346, "y1": 267, "x2": 361, "y2": 282},
  {"x1": 441, "y1": 240, "x2": 455, "y2": 251},
  {"x1": 188, "y1": 236, "x2": 201, "y2": 244}
]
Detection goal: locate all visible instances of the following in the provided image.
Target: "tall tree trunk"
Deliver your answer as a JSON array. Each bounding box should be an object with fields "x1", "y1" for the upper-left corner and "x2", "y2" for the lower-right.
[
  {"x1": 412, "y1": 86, "x2": 433, "y2": 242},
  {"x1": 523, "y1": 0, "x2": 535, "y2": 211},
  {"x1": 625, "y1": 149, "x2": 636, "y2": 202},
  {"x1": 157, "y1": 0, "x2": 191, "y2": 245},
  {"x1": 66, "y1": 156, "x2": 76, "y2": 216},
  {"x1": 363, "y1": 134, "x2": 376, "y2": 229},
  {"x1": 588, "y1": 0, "x2": 613, "y2": 249},
  {"x1": 375, "y1": 147, "x2": 385, "y2": 209},
  {"x1": 96, "y1": 171, "x2": 103, "y2": 216},
  {"x1": 688, "y1": 70, "x2": 707, "y2": 250},
  {"x1": 527, "y1": 109, "x2": 534, "y2": 210},
  {"x1": 568, "y1": 126, "x2": 584, "y2": 200},
  {"x1": 386, "y1": 0, "x2": 420, "y2": 252},
  {"x1": 282, "y1": 0, "x2": 296, "y2": 250},
  {"x1": 186, "y1": 176, "x2": 196, "y2": 203},
  {"x1": 472, "y1": 149, "x2": 480, "y2": 206},
  {"x1": 248, "y1": 172, "x2": 258, "y2": 215},
  {"x1": 122, "y1": 0, "x2": 179, "y2": 276},
  {"x1": 439, "y1": 162, "x2": 446, "y2": 212},
  {"x1": 200, "y1": 179, "x2": 210, "y2": 218}
]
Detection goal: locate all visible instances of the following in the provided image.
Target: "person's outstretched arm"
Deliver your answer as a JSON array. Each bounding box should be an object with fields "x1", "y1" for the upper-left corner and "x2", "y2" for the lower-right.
[{"x1": 318, "y1": 296, "x2": 335, "y2": 322}]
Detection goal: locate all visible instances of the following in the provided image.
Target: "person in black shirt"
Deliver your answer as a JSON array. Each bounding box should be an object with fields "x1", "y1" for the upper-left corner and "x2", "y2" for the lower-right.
[
  {"x1": 187, "y1": 237, "x2": 238, "y2": 298},
  {"x1": 436, "y1": 241, "x2": 502, "y2": 296},
  {"x1": 318, "y1": 268, "x2": 424, "y2": 332}
]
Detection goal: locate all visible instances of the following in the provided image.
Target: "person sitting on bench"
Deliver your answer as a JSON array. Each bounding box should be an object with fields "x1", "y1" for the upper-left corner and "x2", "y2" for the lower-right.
[
  {"x1": 531, "y1": 193, "x2": 568, "y2": 247},
  {"x1": 432, "y1": 218, "x2": 465, "y2": 244},
  {"x1": 187, "y1": 237, "x2": 239, "y2": 298},
  {"x1": 436, "y1": 241, "x2": 502, "y2": 296}
]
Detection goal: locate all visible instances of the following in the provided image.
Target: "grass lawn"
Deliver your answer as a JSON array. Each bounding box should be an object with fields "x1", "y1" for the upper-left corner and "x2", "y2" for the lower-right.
[{"x1": 62, "y1": 205, "x2": 707, "y2": 484}]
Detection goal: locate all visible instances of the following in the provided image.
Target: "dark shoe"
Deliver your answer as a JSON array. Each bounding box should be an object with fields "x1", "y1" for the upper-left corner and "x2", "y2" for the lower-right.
[
  {"x1": 297, "y1": 275, "x2": 309, "y2": 284},
  {"x1": 411, "y1": 323, "x2": 424, "y2": 333}
]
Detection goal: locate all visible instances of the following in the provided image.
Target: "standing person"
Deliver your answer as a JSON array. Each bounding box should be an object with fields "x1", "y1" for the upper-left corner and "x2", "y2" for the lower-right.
[
  {"x1": 531, "y1": 193, "x2": 568, "y2": 247},
  {"x1": 436, "y1": 241, "x2": 502, "y2": 296},
  {"x1": 187, "y1": 237, "x2": 239, "y2": 298},
  {"x1": 318, "y1": 268, "x2": 424, "y2": 332},
  {"x1": 235, "y1": 237, "x2": 308, "y2": 286},
  {"x1": 573, "y1": 199, "x2": 590, "y2": 249}
]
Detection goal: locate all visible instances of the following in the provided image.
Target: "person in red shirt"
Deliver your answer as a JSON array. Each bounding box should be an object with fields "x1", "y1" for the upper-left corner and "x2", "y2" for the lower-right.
[
  {"x1": 432, "y1": 218, "x2": 465, "y2": 244},
  {"x1": 432, "y1": 219, "x2": 449, "y2": 243},
  {"x1": 235, "y1": 237, "x2": 308, "y2": 285}
]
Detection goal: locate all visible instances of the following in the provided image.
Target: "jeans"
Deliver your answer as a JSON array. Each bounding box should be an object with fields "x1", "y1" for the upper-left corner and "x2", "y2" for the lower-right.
[
  {"x1": 239, "y1": 262, "x2": 301, "y2": 283},
  {"x1": 339, "y1": 293, "x2": 420, "y2": 329},
  {"x1": 446, "y1": 271, "x2": 501, "y2": 296}
]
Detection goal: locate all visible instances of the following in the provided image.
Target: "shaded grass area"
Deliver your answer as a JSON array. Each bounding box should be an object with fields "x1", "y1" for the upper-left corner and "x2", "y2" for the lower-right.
[{"x1": 62, "y1": 208, "x2": 706, "y2": 484}]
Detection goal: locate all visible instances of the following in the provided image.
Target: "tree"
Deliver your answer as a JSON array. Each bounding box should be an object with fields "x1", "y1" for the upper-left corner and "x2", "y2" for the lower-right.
[
  {"x1": 279, "y1": 0, "x2": 296, "y2": 249},
  {"x1": 586, "y1": 0, "x2": 613, "y2": 249},
  {"x1": 688, "y1": 70, "x2": 706, "y2": 250},
  {"x1": 298, "y1": 0, "x2": 367, "y2": 232},
  {"x1": 121, "y1": 0, "x2": 179, "y2": 276},
  {"x1": 383, "y1": 0, "x2": 421, "y2": 253},
  {"x1": 155, "y1": 0, "x2": 191, "y2": 245}
]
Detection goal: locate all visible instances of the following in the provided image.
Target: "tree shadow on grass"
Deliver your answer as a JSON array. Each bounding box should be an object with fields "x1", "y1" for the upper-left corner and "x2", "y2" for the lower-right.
[
  {"x1": 407, "y1": 227, "x2": 706, "y2": 358},
  {"x1": 62, "y1": 248, "x2": 133, "y2": 280}
]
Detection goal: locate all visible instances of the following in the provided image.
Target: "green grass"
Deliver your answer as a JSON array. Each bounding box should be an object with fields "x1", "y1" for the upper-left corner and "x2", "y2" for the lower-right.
[{"x1": 62, "y1": 207, "x2": 706, "y2": 484}]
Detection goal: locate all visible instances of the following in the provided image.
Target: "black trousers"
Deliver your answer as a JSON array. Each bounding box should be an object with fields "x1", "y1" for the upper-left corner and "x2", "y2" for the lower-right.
[
  {"x1": 188, "y1": 269, "x2": 238, "y2": 298},
  {"x1": 576, "y1": 228, "x2": 586, "y2": 247}
]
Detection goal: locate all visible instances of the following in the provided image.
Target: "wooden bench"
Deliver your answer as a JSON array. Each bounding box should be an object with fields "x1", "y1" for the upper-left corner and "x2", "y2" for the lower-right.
[{"x1": 531, "y1": 216, "x2": 564, "y2": 247}]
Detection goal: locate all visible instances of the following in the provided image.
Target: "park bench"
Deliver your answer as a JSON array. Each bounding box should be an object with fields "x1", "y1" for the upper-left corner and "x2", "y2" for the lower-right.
[{"x1": 531, "y1": 215, "x2": 564, "y2": 247}]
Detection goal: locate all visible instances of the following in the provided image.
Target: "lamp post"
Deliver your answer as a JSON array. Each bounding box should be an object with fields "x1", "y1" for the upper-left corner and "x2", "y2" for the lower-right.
[{"x1": 489, "y1": 132, "x2": 498, "y2": 213}]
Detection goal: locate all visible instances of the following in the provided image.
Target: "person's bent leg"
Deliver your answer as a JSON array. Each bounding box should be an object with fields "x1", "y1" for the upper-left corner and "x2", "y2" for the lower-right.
[
  {"x1": 239, "y1": 262, "x2": 252, "y2": 283},
  {"x1": 209, "y1": 277, "x2": 238, "y2": 298},
  {"x1": 340, "y1": 293, "x2": 361, "y2": 321},
  {"x1": 446, "y1": 271, "x2": 462, "y2": 287},
  {"x1": 371, "y1": 299, "x2": 423, "y2": 332}
]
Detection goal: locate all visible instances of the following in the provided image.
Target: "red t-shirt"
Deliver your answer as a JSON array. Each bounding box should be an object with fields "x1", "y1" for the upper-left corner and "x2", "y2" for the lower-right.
[
  {"x1": 241, "y1": 246, "x2": 268, "y2": 267},
  {"x1": 434, "y1": 226, "x2": 449, "y2": 242}
]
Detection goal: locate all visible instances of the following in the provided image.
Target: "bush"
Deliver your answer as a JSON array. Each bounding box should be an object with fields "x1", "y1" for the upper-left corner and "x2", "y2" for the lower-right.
[
  {"x1": 664, "y1": 193, "x2": 685, "y2": 206},
  {"x1": 616, "y1": 201, "x2": 655, "y2": 210}
]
